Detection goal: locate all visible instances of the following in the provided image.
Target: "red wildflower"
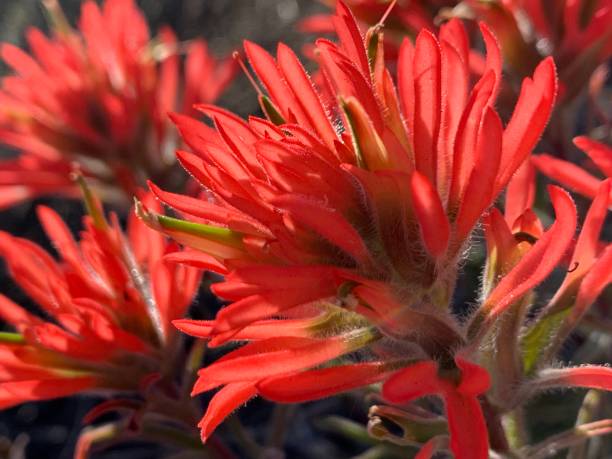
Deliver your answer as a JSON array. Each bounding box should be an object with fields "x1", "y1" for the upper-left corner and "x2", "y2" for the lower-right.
[
  {"x1": 0, "y1": 0, "x2": 236, "y2": 208},
  {"x1": 133, "y1": 3, "x2": 579, "y2": 455},
  {"x1": 533, "y1": 136, "x2": 612, "y2": 204},
  {"x1": 461, "y1": 0, "x2": 612, "y2": 99},
  {"x1": 301, "y1": 0, "x2": 450, "y2": 36},
  {"x1": 0, "y1": 187, "x2": 200, "y2": 411}
]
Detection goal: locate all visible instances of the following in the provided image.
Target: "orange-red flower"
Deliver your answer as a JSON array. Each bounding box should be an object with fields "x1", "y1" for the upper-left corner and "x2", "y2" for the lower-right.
[
  {"x1": 308, "y1": 1, "x2": 612, "y2": 105},
  {"x1": 0, "y1": 0, "x2": 236, "y2": 208},
  {"x1": 301, "y1": 0, "x2": 449, "y2": 36},
  {"x1": 460, "y1": 0, "x2": 612, "y2": 100},
  {"x1": 135, "y1": 3, "x2": 577, "y2": 455},
  {"x1": 0, "y1": 190, "x2": 200, "y2": 411}
]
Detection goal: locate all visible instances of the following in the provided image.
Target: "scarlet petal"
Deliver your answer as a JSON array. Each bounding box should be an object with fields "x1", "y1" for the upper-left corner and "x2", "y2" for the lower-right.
[
  {"x1": 173, "y1": 319, "x2": 214, "y2": 338},
  {"x1": 175, "y1": 317, "x2": 317, "y2": 342},
  {"x1": 532, "y1": 154, "x2": 603, "y2": 201},
  {"x1": 563, "y1": 179, "x2": 611, "y2": 282},
  {"x1": 212, "y1": 271, "x2": 338, "y2": 338},
  {"x1": 454, "y1": 107, "x2": 502, "y2": 242},
  {"x1": 412, "y1": 30, "x2": 441, "y2": 183},
  {"x1": 398, "y1": 38, "x2": 415, "y2": 146},
  {"x1": 272, "y1": 194, "x2": 371, "y2": 265},
  {"x1": 449, "y1": 71, "x2": 495, "y2": 211},
  {"x1": 198, "y1": 382, "x2": 257, "y2": 443},
  {"x1": 276, "y1": 43, "x2": 337, "y2": 150},
  {"x1": 444, "y1": 390, "x2": 489, "y2": 459},
  {"x1": 496, "y1": 57, "x2": 557, "y2": 192},
  {"x1": 382, "y1": 361, "x2": 442, "y2": 403},
  {"x1": 244, "y1": 40, "x2": 305, "y2": 123},
  {"x1": 415, "y1": 436, "x2": 449, "y2": 459},
  {"x1": 573, "y1": 245, "x2": 612, "y2": 320},
  {"x1": 197, "y1": 336, "x2": 353, "y2": 392},
  {"x1": 536, "y1": 366, "x2": 612, "y2": 392},
  {"x1": 0, "y1": 377, "x2": 96, "y2": 410},
  {"x1": 479, "y1": 22, "x2": 502, "y2": 102},
  {"x1": 505, "y1": 160, "x2": 535, "y2": 227},
  {"x1": 455, "y1": 358, "x2": 491, "y2": 396},
  {"x1": 574, "y1": 136, "x2": 612, "y2": 178},
  {"x1": 332, "y1": 1, "x2": 369, "y2": 78},
  {"x1": 483, "y1": 186, "x2": 576, "y2": 321},
  {"x1": 258, "y1": 362, "x2": 390, "y2": 403},
  {"x1": 0, "y1": 295, "x2": 38, "y2": 329},
  {"x1": 410, "y1": 171, "x2": 450, "y2": 258},
  {"x1": 162, "y1": 251, "x2": 228, "y2": 274}
]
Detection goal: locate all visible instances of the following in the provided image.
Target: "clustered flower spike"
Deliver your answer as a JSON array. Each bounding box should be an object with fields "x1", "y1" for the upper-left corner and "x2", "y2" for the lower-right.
[
  {"x1": 0, "y1": 0, "x2": 236, "y2": 208},
  {"x1": 0, "y1": 1, "x2": 610, "y2": 458},
  {"x1": 0, "y1": 182, "x2": 200, "y2": 427},
  {"x1": 136, "y1": 3, "x2": 612, "y2": 456}
]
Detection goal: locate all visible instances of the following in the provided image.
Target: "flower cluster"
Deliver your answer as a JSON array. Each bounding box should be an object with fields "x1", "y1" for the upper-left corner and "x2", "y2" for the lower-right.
[
  {"x1": 0, "y1": 0, "x2": 235, "y2": 208},
  {"x1": 0, "y1": 183, "x2": 202, "y2": 456},
  {"x1": 138, "y1": 3, "x2": 612, "y2": 457},
  {"x1": 0, "y1": 1, "x2": 610, "y2": 458}
]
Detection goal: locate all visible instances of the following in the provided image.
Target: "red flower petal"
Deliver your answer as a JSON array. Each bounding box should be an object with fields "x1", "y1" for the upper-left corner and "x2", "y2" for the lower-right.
[
  {"x1": 410, "y1": 171, "x2": 450, "y2": 258},
  {"x1": 444, "y1": 390, "x2": 489, "y2": 459},
  {"x1": 382, "y1": 361, "x2": 442, "y2": 403},
  {"x1": 481, "y1": 186, "x2": 576, "y2": 323},
  {"x1": 198, "y1": 382, "x2": 257, "y2": 442},
  {"x1": 193, "y1": 335, "x2": 358, "y2": 394},
  {"x1": 258, "y1": 362, "x2": 390, "y2": 403}
]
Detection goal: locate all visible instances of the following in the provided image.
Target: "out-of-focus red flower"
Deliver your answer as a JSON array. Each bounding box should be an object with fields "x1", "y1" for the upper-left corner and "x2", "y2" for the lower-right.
[
  {"x1": 0, "y1": 0, "x2": 236, "y2": 208},
  {"x1": 301, "y1": 0, "x2": 453, "y2": 36},
  {"x1": 533, "y1": 136, "x2": 612, "y2": 204},
  {"x1": 461, "y1": 0, "x2": 612, "y2": 99},
  {"x1": 136, "y1": 3, "x2": 572, "y2": 454},
  {"x1": 0, "y1": 188, "x2": 200, "y2": 410},
  {"x1": 308, "y1": 1, "x2": 611, "y2": 106}
]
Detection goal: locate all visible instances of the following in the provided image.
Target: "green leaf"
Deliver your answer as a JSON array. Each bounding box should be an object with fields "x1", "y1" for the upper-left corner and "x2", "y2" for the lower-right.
[
  {"x1": 259, "y1": 95, "x2": 286, "y2": 126},
  {"x1": 156, "y1": 214, "x2": 244, "y2": 248},
  {"x1": 521, "y1": 309, "x2": 569, "y2": 376}
]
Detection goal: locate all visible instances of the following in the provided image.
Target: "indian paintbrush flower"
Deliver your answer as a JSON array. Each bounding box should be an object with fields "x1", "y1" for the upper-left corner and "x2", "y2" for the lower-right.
[
  {"x1": 136, "y1": 3, "x2": 612, "y2": 456},
  {"x1": 0, "y1": 180, "x2": 203, "y2": 457},
  {"x1": 0, "y1": 0, "x2": 236, "y2": 208}
]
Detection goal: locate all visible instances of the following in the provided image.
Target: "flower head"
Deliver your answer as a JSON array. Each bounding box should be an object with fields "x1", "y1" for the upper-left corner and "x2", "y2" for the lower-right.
[
  {"x1": 137, "y1": 3, "x2": 571, "y2": 454},
  {"x1": 0, "y1": 0, "x2": 236, "y2": 208},
  {"x1": 0, "y1": 184, "x2": 200, "y2": 411},
  {"x1": 455, "y1": 0, "x2": 612, "y2": 100}
]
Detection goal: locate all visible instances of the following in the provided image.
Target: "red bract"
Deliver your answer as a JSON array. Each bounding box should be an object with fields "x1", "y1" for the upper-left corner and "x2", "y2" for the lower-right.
[
  {"x1": 135, "y1": 3, "x2": 579, "y2": 454},
  {"x1": 533, "y1": 136, "x2": 612, "y2": 204},
  {"x1": 383, "y1": 358, "x2": 491, "y2": 459},
  {"x1": 0, "y1": 191, "x2": 200, "y2": 410},
  {"x1": 0, "y1": 0, "x2": 236, "y2": 208}
]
